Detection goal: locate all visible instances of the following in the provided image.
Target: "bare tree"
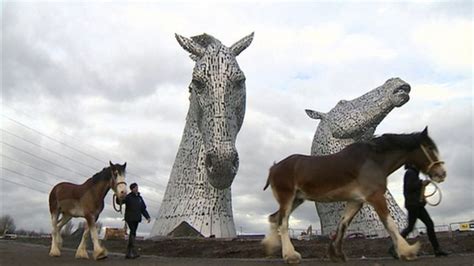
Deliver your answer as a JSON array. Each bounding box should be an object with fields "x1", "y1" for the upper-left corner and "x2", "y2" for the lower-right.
[{"x1": 0, "y1": 215, "x2": 16, "y2": 235}]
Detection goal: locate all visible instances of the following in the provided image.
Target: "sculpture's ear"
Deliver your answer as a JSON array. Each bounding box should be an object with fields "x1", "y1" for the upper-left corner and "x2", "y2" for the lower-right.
[
  {"x1": 230, "y1": 32, "x2": 254, "y2": 56},
  {"x1": 305, "y1": 109, "x2": 326, "y2": 120},
  {"x1": 175, "y1": 33, "x2": 205, "y2": 60}
]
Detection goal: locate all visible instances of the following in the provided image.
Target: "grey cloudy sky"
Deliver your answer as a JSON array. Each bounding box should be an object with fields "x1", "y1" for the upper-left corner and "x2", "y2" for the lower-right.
[{"x1": 1, "y1": 1, "x2": 472, "y2": 237}]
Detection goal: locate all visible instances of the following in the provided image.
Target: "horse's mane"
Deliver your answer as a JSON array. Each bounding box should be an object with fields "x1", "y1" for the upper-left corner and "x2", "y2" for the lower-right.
[
  {"x1": 363, "y1": 132, "x2": 437, "y2": 153},
  {"x1": 90, "y1": 167, "x2": 112, "y2": 184},
  {"x1": 368, "y1": 133, "x2": 419, "y2": 152}
]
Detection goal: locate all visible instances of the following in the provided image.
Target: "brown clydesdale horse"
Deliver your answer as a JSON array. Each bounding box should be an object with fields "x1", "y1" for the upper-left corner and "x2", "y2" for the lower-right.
[
  {"x1": 48, "y1": 161, "x2": 127, "y2": 260},
  {"x1": 262, "y1": 127, "x2": 446, "y2": 263}
]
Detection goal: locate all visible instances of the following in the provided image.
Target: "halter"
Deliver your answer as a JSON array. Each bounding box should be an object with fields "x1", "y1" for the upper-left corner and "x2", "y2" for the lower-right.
[
  {"x1": 116, "y1": 181, "x2": 127, "y2": 187},
  {"x1": 419, "y1": 144, "x2": 444, "y2": 206},
  {"x1": 112, "y1": 181, "x2": 127, "y2": 213},
  {"x1": 420, "y1": 144, "x2": 444, "y2": 173}
]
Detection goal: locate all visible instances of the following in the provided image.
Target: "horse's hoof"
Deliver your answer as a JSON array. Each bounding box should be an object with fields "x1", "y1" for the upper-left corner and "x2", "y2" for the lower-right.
[
  {"x1": 49, "y1": 250, "x2": 61, "y2": 257},
  {"x1": 398, "y1": 241, "x2": 420, "y2": 261},
  {"x1": 93, "y1": 248, "x2": 108, "y2": 260},
  {"x1": 327, "y1": 244, "x2": 346, "y2": 262},
  {"x1": 329, "y1": 254, "x2": 346, "y2": 263},
  {"x1": 93, "y1": 254, "x2": 107, "y2": 260},
  {"x1": 96, "y1": 254, "x2": 108, "y2": 260},
  {"x1": 328, "y1": 251, "x2": 346, "y2": 263},
  {"x1": 75, "y1": 251, "x2": 89, "y2": 259},
  {"x1": 261, "y1": 236, "x2": 281, "y2": 256},
  {"x1": 400, "y1": 253, "x2": 418, "y2": 261},
  {"x1": 284, "y1": 251, "x2": 301, "y2": 264}
]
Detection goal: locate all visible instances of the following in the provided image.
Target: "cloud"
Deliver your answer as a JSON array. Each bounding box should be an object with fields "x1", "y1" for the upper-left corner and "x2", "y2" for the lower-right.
[
  {"x1": 412, "y1": 18, "x2": 472, "y2": 72},
  {"x1": 3, "y1": 3, "x2": 190, "y2": 102}
]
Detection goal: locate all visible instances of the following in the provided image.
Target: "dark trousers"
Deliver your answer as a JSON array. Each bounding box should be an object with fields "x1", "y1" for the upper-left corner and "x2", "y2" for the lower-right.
[
  {"x1": 401, "y1": 206, "x2": 439, "y2": 250},
  {"x1": 127, "y1": 221, "x2": 139, "y2": 239},
  {"x1": 126, "y1": 220, "x2": 139, "y2": 254}
]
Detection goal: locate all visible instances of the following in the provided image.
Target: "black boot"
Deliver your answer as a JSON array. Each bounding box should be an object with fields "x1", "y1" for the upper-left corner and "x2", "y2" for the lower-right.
[
  {"x1": 131, "y1": 246, "x2": 140, "y2": 259},
  {"x1": 434, "y1": 248, "x2": 449, "y2": 257},
  {"x1": 125, "y1": 245, "x2": 133, "y2": 259},
  {"x1": 128, "y1": 235, "x2": 139, "y2": 259},
  {"x1": 125, "y1": 236, "x2": 134, "y2": 259}
]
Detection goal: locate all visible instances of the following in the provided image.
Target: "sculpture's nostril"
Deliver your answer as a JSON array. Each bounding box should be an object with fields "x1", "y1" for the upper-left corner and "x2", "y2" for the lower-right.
[{"x1": 231, "y1": 151, "x2": 238, "y2": 166}]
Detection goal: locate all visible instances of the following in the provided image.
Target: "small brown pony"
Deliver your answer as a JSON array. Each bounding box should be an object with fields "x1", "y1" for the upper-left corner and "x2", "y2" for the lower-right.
[
  {"x1": 48, "y1": 161, "x2": 127, "y2": 260},
  {"x1": 262, "y1": 127, "x2": 446, "y2": 263}
]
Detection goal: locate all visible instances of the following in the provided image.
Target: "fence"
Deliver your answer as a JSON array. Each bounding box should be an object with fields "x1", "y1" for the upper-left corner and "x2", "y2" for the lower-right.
[{"x1": 288, "y1": 221, "x2": 471, "y2": 240}]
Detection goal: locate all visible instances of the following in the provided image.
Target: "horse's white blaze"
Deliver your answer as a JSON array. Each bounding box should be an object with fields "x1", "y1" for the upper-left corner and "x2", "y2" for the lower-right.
[{"x1": 115, "y1": 173, "x2": 127, "y2": 197}]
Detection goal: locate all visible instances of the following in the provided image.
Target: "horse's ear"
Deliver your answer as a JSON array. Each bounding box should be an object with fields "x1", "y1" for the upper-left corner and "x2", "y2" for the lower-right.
[
  {"x1": 175, "y1": 33, "x2": 205, "y2": 60},
  {"x1": 422, "y1": 126, "x2": 428, "y2": 137},
  {"x1": 109, "y1": 161, "x2": 113, "y2": 167},
  {"x1": 123, "y1": 162, "x2": 127, "y2": 169},
  {"x1": 230, "y1": 32, "x2": 254, "y2": 56},
  {"x1": 305, "y1": 109, "x2": 326, "y2": 120}
]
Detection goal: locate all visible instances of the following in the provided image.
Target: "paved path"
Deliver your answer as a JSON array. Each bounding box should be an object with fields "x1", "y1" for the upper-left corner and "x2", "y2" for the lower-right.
[{"x1": 1, "y1": 240, "x2": 473, "y2": 265}]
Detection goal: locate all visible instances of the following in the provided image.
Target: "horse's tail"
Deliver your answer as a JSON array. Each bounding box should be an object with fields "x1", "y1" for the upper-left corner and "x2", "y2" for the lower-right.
[
  {"x1": 263, "y1": 162, "x2": 277, "y2": 191},
  {"x1": 263, "y1": 179, "x2": 270, "y2": 191}
]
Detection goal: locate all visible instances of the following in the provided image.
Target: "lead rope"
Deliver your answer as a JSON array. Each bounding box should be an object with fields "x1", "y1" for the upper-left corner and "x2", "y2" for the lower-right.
[
  {"x1": 420, "y1": 179, "x2": 442, "y2": 206},
  {"x1": 113, "y1": 194, "x2": 123, "y2": 214},
  {"x1": 112, "y1": 181, "x2": 127, "y2": 214}
]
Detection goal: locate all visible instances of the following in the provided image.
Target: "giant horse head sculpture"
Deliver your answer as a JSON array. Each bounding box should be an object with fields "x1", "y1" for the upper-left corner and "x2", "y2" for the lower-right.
[
  {"x1": 175, "y1": 33, "x2": 254, "y2": 189},
  {"x1": 305, "y1": 77, "x2": 411, "y2": 153}
]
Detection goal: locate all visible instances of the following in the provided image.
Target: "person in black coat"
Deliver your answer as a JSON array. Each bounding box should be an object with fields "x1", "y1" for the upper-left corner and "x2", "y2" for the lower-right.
[
  {"x1": 389, "y1": 164, "x2": 448, "y2": 258},
  {"x1": 120, "y1": 182, "x2": 151, "y2": 259}
]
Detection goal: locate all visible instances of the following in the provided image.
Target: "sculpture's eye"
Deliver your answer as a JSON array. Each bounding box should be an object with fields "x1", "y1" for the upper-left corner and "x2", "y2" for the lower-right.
[
  {"x1": 192, "y1": 79, "x2": 205, "y2": 94},
  {"x1": 234, "y1": 76, "x2": 246, "y2": 88}
]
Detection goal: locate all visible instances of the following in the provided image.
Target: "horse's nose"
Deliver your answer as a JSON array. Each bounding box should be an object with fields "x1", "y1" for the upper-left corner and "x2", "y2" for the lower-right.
[{"x1": 441, "y1": 169, "x2": 447, "y2": 179}]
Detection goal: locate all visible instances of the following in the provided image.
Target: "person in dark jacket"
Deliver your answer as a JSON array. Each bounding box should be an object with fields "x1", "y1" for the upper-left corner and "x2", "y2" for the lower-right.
[
  {"x1": 120, "y1": 182, "x2": 151, "y2": 259},
  {"x1": 389, "y1": 164, "x2": 448, "y2": 258}
]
